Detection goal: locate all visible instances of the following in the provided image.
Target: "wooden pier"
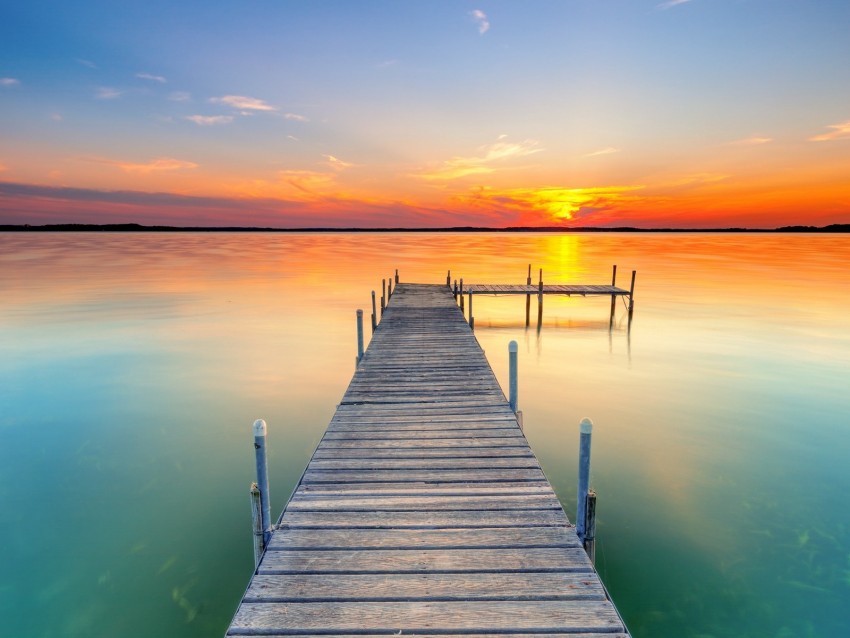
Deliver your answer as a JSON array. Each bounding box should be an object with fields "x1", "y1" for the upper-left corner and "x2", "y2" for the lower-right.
[{"x1": 226, "y1": 283, "x2": 629, "y2": 637}]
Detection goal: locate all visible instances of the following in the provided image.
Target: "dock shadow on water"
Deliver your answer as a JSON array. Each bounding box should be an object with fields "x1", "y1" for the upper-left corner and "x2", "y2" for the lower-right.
[{"x1": 1, "y1": 231, "x2": 848, "y2": 637}]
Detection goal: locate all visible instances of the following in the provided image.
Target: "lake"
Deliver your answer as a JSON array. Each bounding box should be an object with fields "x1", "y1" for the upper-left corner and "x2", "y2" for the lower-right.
[{"x1": 1, "y1": 231, "x2": 848, "y2": 637}]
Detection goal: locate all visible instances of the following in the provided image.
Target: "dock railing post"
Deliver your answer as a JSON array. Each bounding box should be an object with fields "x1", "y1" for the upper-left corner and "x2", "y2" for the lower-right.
[
  {"x1": 356, "y1": 309, "x2": 364, "y2": 365},
  {"x1": 381, "y1": 279, "x2": 387, "y2": 316},
  {"x1": 454, "y1": 280, "x2": 458, "y2": 301},
  {"x1": 508, "y1": 340, "x2": 518, "y2": 413},
  {"x1": 388, "y1": 278, "x2": 393, "y2": 299},
  {"x1": 371, "y1": 291, "x2": 377, "y2": 332},
  {"x1": 525, "y1": 264, "x2": 532, "y2": 327},
  {"x1": 395, "y1": 269, "x2": 399, "y2": 285},
  {"x1": 609, "y1": 265, "x2": 618, "y2": 330},
  {"x1": 537, "y1": 269, "x2": 544, "y2": 327},
  {"x1": 253, "y1": 419, "x2": 272, "y2": 546},
  {"x1": 468, "y1": 292, "x2": 474, "y2": 330},
  {"x1": 459, "y1": 279, "x2": 464, "y2": 312},
  {"x1": 576, "y1": 417, "x2": 592, "y2": 543},
  {"x1": 447, "y1": 270, "x2": 451, "y2": 287},
  {"x1": 628, "y1": 270, "x2": 637, "y2": 326}
]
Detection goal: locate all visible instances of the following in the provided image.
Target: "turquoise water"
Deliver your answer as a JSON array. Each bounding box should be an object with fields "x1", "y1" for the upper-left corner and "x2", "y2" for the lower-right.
[{"x1": 1, "y1": 232, "x2": 848, "y2": 637}]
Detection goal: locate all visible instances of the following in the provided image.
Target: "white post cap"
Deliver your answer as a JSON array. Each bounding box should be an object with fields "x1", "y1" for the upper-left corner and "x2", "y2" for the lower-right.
[
  {"x1": 580, "y1": 417, "x2": 593, "y2": 434},
  {"x1": 509, "y1": 340, "x2": 518, "y2": 352},
  {"x1": 253, "y1": 419, "x2": 267, "y2": 437}
]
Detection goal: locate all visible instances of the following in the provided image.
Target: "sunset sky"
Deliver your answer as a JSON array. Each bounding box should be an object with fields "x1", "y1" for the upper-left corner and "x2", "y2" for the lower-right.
[{"x1": 2, "y1": 1, "x2": 849, "y2": 228}]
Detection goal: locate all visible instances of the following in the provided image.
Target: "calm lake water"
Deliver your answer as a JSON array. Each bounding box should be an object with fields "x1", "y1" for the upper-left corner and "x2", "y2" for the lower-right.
[{"x1": 1, "y1": 232, "x2": 848, "y2": 637}]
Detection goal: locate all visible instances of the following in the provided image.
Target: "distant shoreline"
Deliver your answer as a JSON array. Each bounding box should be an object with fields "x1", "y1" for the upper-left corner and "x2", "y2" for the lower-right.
[{"x1": 1, "y1": 223, "x2": 848, "y2": 233}]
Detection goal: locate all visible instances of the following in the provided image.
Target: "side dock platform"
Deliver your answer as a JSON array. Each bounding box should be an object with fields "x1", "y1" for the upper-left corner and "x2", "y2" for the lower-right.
[{"x1": 226, "y1": 283, "x2": 629, "y2": 637}]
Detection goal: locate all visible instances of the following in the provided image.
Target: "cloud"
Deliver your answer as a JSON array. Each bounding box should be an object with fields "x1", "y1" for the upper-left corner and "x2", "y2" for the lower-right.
[
  {"x1": 418, "y1": 138, "x2": 543, "y2": 180},
  {"x1": 657, "y1": 0, "x2": 691, "y2": 9},
  {"x1": 283, "y1": 112, "x2": 308, "y2": 122},
  {"x1": 186, "y1": 115, "x2": 234, "y2": 126},
  {"x1": 277, "y1": 169, "x2": 336, "y2": 195},
  {"x1": 286, "y1": 135, "x2": 299, "y2": 142},
  {"x1": 76, "y1": 59, "x2": 97, "y2": 69},
  {"x1": 169, "y1": 91, "x2": 191, "y2": 102},
  {"x1": 1, "y1": 77, "x2": 20, "y2": 87},
  {"x1": 459, "y1": 184, "x2": 644, "y2": 223},
  {"x1": 210, "y1": 95, "x2": 276, "y2": 112},
  {"x1": 136, "y1": 72, "x2": 166, "y2": 83},
  {"x1": 50, "y1": 113, "x2": 63, "y2": 122},
  {"x1": 584, "y1": 147, "x2": 621, "y2": 157},
  {"x1": 83, "y1": 156, "x2": 198, "y2": 173},
  {"x1": 470, "y1": 9, "x2": 490, "y2": 34},
  {"x1": 377, "y1": 59, "x2": 399, "y2": 69},
  {"x1": 95, "y1": 87, "x2": 123, "y2": 99},
  {"x1": 809, "y1": 120, "x2": 850, "y2": 142},
  {"x1": 730, "y1": 136, "x2": 773, "y2": 146},
  {"x1": 323, "y1": 155, "x2": 353, "y2": 170}
]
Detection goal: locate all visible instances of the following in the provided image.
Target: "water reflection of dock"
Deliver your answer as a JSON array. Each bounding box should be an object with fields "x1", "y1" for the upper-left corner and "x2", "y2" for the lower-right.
[{"x1": 225, "y1": 283, "x2": 629, "y2": 637}]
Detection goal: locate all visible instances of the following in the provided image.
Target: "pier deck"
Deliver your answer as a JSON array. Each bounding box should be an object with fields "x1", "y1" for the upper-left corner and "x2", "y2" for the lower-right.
[
  {"x1": 226, "y1": 283, "x2": 628, "y2": 637},
  {"x1": 466, "y1": 284, "x2": 630, "y2": 296}
]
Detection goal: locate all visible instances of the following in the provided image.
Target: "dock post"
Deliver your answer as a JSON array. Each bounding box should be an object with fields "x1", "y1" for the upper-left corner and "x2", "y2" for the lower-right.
[
  {"x1": 454, "y1": 280, "x2": 458, "y2": 301},
  {"x1": 447, "y1": 270, "x2": 451, "y2": 287},
  {"x1": 468, "y1": 292, "x2": 474, "y2": 330},
  {"x1": 537, "y1": 269, "x2": 544, "y2": 327},
  {"x1": 253, "y1": 419, "x2": 272, "y2": 546},
  {"x1": 609, "y1": 265, "x2": 618, "y2": 330},
  {"x1": 356, "y1": 309, "x2": 364, "y2": 365},
  {"x1": 382, "y1": 279, "x2": 387, "y2": 309},
  {"x1": 584, "y1": 489, "x2": 597, "y2": 563},
  {"x1": 371, "y1": 291, "x2": 377, "y2": 332},
  {"x1": 459, "y1": 279, "x2": 464, "y2": 312},
  {"x1": 395, "y1": 269, "x2": 399, "y2": 285},
  {"x1": 250, "y1": 483, "x2": 263, "y2": 567},
  {"x1": 525, "y1": 264, "x2": 532, "y2": 327},
  {"x1": 388, "y1": 278, "x2": 393, "y2": 299},
  {"x1": 508, "y1": 340, "x2": 518, "y2": 413},
  {"x1": 628, "y1": 270, "x2": 636, "y2": 325},
  {"x1": 576, "y1": 417, "x2": 593, "y2": 543}
]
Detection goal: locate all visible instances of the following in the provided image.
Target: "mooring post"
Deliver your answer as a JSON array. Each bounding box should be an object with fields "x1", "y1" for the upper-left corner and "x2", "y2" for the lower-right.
[
  {"x1": 447, "y1": 270, "x2": 451, "y2": 287},
  {"x1": 537, "y1": 268, "x2": 544, "y2": 326},
  {"x1": 609, "y1": 265, "x2": 618, "y2": 330},
  {"x1": 371, "y1": 291, "x2": 377, "y2": 332},
  {"x1": 356, "y1": 309, "x2": 364, "y2": 365},
  {"x1": 250, "y1": 483, "x2": 263, "y2": 567},
  {"x1": 382, "y1": 279, "x2": 387, "y2": 309},
  {"x1": 584, "y1": 489, "x2": 597, "y2": 563},
  {"x1": 253, "y1": 419, "x2": 272, "y2": 546},
  {"x1": 508, "y1": 340, "x2": 518, "y2": 413},
  {"x1": 388, "y1": 277, "x2": 393, "y2": 299},
  {"x1": 459, "y1": 278, "x2": 464, "y2": 312},
  {"x1": 525, "y1": 264, "x2": 532, "y2": 327},
  {"x1": 468, "y1": 291, "x2": 474, "y2": 330},
  {"x1": 454, "y1": 279, "x2": 459, "y2": 301},
  {"x1": 395, "y1": 269, "x2": 399, "y2": 285},
  {"x1": 576, "y1": 417, "x2": 593, "y2": 543},
  {"x1": 628, "y1": 270, "x2": 637, "y2": 325}
]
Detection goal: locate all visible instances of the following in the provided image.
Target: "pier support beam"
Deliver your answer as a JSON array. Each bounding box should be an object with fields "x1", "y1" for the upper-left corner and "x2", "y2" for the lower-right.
[
  {"x1": 371, "y1": 291, "x2": 377, "y2": 332},
  {"x1": 584, "y1": 490, "x2": 597, "y2": 564},
  {"x1": 609, "y1": 265, "x2": 618, "y2": 330},
  {"x1": 253, "y1": 419, "x2": 272, "y2": 547},
  {"x1": 576, "y1": 417, "x2": 592, "y2": 543},
  {"x1": 468, "y1": 292, "x2": 474, "y2": 330},
  {"x1": 628, "y1": 270, "x2": 637, "y2": 326},
  {"x1": 525, "y1": 264, "x2": 532, "y2": 327}
]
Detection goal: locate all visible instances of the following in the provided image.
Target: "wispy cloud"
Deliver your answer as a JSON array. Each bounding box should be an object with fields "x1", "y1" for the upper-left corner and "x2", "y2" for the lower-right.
[
  {"x1": 136, "y1": 72, "x2": 166, "y2": 83},
  {"x1": 657, "y1": 0, "x2": 691, "y2": 9},
  {"x1": 95, "y1": 87, "x2": 123, "y2": 99},
  {"x1": 1, "y1": 77, "x2": 20, "y2": 87},
  {"x1": 729, "y1": 136, "x2": 773, "y2": 146},
  {"x1": 99, "y1": 157, "x2": 199, "y2": 174},
  {"x1": 278, "y1": 170, "x2": 336, "y2": 195},
  {"x1": 186, "y1": 115, "x2": 234, "y2": 126},
  {"x1": 283, "y1": 112, "x2": 308, "y2": 122},
  {"x1": 169, "y1": 91, "x2": 191, "y2": 102},
  {"x1": 809, "y1": 120, "x2": 850, "y2": 142},
  {"x1": 418, "y1": 137, "x2": 543, "y2": 181},
  {"x1": 76, "y1": 58, "x2": 97, "y2": 69},
  {"x1": 470, "y1": 9, "x2": 490, "y2": 34},
  {"x1": 377, "y1": 59, "x2": 399, "y2": 69},
  {"x1": 210, "y1": 95, "x2": 276, "y2": 112},
  {"x1": 323, "y1": 155, "x2": 354, "y2": 170},
  {"x1": 584, "y1": 147, "x2": 621, "y2": 158}
]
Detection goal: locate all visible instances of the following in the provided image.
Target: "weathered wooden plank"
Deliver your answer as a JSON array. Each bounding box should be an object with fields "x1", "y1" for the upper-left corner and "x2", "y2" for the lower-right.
[
  {"x1": 322, "y1": 428, "x2": 521, "y2": 440},
  {"x1": 266, "y1": 527, "x2": 581, "y2": 550},
  {"x1": 317, "y1": 437, "x2": 528, "y2": 449},
  {"x1": 308, "y1": 457, "x2": 540, "y2": 470},
  {"x1": 229, "y1": 600, "x2": 624, "y2": 633},
  {"x1": 287, "y1": 494, "x2": 562, "y2": 511},
  {"x1": 279, "y1": 509, "x2": 570, "y2": 528},
  {"x1": 302, "y1": 468, "x2": 546, "y2": 483},
  {"x1": 311, "y1": 447, "x2": 535, "y2": 459},
  {"x1": 243, "y1": 572, "x2": 602, "y2": 601}
]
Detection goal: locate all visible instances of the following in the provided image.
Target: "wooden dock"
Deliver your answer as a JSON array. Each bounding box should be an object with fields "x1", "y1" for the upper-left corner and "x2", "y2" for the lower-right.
[{"x1": 226, "y1": 283, "x2": 629, "y2": 637}]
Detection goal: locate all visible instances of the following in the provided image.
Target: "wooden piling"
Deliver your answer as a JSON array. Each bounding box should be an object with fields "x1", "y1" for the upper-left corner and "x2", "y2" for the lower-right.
[
  {"x1": 370, "y1": 291, "x2": 377, "y2": 332},
  {"x1": 609, "y1": 265, "x2": 618, "y2": 330},
  {"x1": 388, "y1": 278, "x2": 393, "y2": 299},
  {"x1": 628, "y1": 270, "x2": 637, "y2": 325},
  {"x1": 250, "y1": 483, "x2": 264, "y2": 566},
  {"x1": 459, "y1": 279, "x2": 464, "y2": 312},
  {"x1": 508, "y1": 340, "x2": 518, "y2": 413},
  {"x1": 453, "y1": 279, "x2": 458, "y2": 301},
  {"x1": 446, "y1": 270, "x2": 451, "y2": 287},
  {"x1": 253, "y1": 419, "x2": 272, "y2": 545},
  {"x1": 525, "y1": 265, "x2": 532, "y2": 327},
  {"x1": 356, "y1": 309, "x2": 364, "y2": 365},
  {"x1": 576, "y1": 418, "x2": 592, "y2": 543},
  {"x1": 468, "y1": 291, "x2": 474, "y2": 330},
  {"x1": 395, "y1": 269, "x2": 399, "y2": 285},
  {"x1": 584, "y1": 489, "x2": 597, "y2": 564}
]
